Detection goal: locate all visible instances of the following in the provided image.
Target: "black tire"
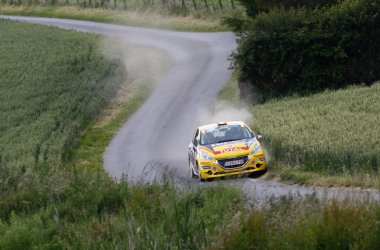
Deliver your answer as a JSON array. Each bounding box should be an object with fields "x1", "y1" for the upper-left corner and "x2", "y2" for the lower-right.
[
  {"x1": 189, "y1": 158, "x2": 197, "y2": 179},
  {"x1": 249, "y1": 168, "x2": 268, "y2": 178},
  {"x1": 194, "y1": 162, "x2": 205, "y2": 182}
]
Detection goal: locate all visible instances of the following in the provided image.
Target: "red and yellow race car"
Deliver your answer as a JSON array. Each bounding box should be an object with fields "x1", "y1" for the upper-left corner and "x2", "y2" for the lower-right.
[{"x1": 188, "y1": 121, "x2": 267, "y2": 181}]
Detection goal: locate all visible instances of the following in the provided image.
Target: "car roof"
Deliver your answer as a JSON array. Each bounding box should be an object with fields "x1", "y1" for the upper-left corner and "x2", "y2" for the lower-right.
[{"x1": 198, "y1": 121, "x2": 247, "y2": 131}]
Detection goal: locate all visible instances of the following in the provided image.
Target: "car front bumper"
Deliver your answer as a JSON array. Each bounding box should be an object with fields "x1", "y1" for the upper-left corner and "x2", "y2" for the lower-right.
[{"x1": 197, "y1": 154, "x2": 267, "y2": 180}]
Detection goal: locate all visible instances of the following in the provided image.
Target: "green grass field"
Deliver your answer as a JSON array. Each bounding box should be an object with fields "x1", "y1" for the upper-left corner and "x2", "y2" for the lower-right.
[
  {"x1": 0, "y1": 19, "x2": 125, "y2": 186},
  {"x1": 251, "y1": 83, "x2": 380, "y2": 187}
]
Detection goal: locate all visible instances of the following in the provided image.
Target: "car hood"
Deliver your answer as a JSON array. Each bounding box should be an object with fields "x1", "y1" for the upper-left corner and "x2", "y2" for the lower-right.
[{"x1": 201, "y1": 138, "x2": 256, "y2": 159}]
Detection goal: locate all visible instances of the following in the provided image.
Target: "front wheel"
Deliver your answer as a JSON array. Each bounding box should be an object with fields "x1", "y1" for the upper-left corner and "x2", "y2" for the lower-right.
[
  {"x1": 189, "y1": 158, "x2": 197, "y2": 179},
  {"x1": 249, "y1": 168, "x2": 268, "y2": 178},
  {"x1": 196, "y1": 163, "x2": 206, "y2": 182}
]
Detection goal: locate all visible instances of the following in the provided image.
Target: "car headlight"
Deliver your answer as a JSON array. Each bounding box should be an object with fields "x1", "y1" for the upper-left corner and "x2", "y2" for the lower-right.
[
  {"x1": 246, "y1": 138, "x2": 255, "y2": 147},
  {"x1": 198, "y1": 151, "x2": 214, "y2": 161},
  {"x1": 250, "y1": 144, "x2": 262, "y2": 155}
]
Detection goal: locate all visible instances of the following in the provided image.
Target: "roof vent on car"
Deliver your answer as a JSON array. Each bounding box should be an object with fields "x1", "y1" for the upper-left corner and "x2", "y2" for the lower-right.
[{"x1": 217, "y1": 122, "x2": 227, "y2": 126}]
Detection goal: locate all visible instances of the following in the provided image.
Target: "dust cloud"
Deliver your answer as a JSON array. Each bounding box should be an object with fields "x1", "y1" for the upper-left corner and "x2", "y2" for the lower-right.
[
  {"x1": 197, "y1": 100, "x2": 253, "y2": 126},
  {"x1": 100, "y1": 37, "x2": 169, "y2": 90},
  {"x1": 95, "y1": 37, "x2": 170, "y2": 125}
]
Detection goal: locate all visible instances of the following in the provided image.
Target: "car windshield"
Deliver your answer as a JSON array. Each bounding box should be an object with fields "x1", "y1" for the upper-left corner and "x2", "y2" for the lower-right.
[{"x1": 200, "y1": 125, "x2": 254, "y2": 145}]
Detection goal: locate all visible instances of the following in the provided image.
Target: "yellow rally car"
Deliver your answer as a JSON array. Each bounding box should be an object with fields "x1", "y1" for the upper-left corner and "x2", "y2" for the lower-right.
[{"x1": 188, "y1": 121, "x2": 267, "y2": 181}]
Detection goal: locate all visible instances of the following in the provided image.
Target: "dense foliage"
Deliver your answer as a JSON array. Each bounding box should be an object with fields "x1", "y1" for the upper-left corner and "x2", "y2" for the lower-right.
[
  {"x1": 0, "y1": 20, "x2": 124, "y2": 177},
  {"x1": 255, "y1": 0, "x2": 339, "y2": 10},
  {"x1": 231, "y1": 0, "x2": 380, "y2": 100},
  {"x1": 235, "y1": 0, "x2": 338, "y2": 19},
  {"x1": 252, "y1": 82, "x2": 380, "y2": 176}
]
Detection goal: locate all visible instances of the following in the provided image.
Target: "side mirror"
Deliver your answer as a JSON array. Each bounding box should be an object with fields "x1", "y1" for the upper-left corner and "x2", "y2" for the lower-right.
[
  {"x1": 257, "y1": 135, "x2": 263, "y2": 140},
  {"x1": 188, "y1": 143, "x2": 193, "y2": 149}
]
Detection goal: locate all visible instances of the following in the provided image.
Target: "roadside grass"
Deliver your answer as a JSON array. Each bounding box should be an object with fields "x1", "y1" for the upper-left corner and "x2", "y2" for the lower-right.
[
  {"x1": 268, "y1": 162, "x2": 380, "y2": 188},
  {"x1": 0, "y1": 168, "x2": 245, "y2": 249},
  {"x1": 217, "y1": 196, "x2": 380, "y2": 250},
  {"x1": 0, "y1": 5, "x2": 231, "y2": 31},
  {"x1": 217, "y1": 70, "x2": 241, "y2": 107}
]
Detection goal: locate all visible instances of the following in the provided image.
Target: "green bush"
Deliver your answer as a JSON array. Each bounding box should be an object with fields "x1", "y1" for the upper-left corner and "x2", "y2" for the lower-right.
[
  {"x1": 255, "y1": 0, "x2": 339, "y2": 10},
  {"x1": 224, "y1": 0, "x2": 337, "y2": 31},
  {"x1": 231, "y1": 0, "x2": 380, "y2": 100},
  {"x1": 0, "y1": 212, "x2": 61, "y2": 250}
]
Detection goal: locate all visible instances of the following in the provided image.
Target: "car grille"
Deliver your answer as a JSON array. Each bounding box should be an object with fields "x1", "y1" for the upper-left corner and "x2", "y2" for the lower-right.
[{"x1": 217, "y1": 156, "x2": 249, "y2": 169}]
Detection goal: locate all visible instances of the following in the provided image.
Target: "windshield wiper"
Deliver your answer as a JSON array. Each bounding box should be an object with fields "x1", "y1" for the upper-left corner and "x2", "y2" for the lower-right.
[
  {"x1": 216, "y1": 139, "x2": 237, "y2": 143},
  {"x1": 217, "y1": 137, "x2": 249, "y2": 143}
]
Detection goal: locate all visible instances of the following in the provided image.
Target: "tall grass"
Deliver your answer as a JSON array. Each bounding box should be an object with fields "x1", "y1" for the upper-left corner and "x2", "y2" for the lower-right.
[
  {"x1": 0, "y1": 166, "x2": 244, "y2": 248},
  {"x1": 251, "y1": 83, "x2": 380, "y2": 185},
  {"x1": 217, "y1": 196, "x2": 380, "y2": 249}
]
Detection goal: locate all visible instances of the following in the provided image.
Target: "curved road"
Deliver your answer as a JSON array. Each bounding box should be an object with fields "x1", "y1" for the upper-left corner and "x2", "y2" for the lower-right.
[{"x1": 2, "y1": 15, "x2": 380, "y2": 203}]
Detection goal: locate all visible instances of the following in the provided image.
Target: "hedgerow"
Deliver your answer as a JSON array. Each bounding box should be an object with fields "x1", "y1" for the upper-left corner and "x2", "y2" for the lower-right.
[{"x1": 230, "y1": 0, "x2": 380, "y2": 100}]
